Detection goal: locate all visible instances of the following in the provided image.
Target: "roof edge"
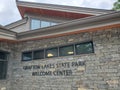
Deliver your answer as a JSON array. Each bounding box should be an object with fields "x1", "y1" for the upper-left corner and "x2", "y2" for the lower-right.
[
  {"x1": 18, "y1": 11, "x2": 120, "y2": 36},
  {"x1": 16, "y1": 0, "x2": 115, "y2": 17},
  {"x1": 5, "y1": 17, "x2": 28, "y2": 29}
]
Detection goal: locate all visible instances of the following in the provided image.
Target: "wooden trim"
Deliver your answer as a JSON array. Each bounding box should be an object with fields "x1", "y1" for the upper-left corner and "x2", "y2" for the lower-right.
[
  {"x1": 0, "y1": 38, "x2": 16, "y2": 43},
  {"x1": 18, "y1": 6, "x2": 93, "y2": 19}
]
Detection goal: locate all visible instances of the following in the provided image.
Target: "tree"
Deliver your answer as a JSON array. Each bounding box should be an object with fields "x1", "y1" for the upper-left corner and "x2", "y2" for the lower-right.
[{"x1": 113, "y1": 0, "x2": 120, "y2": 11}]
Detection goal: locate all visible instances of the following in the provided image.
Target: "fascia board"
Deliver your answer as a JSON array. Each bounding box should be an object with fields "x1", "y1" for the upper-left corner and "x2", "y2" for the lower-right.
[
  {"x1": 0, "y1": 27, "x2": 17, "y2": 40},
  {"x1": 17, "y1": 1, "x2": 114, "y2": 15},
  {"x1": 5, "y1": 18, "x2": 28, "y2": 29}
]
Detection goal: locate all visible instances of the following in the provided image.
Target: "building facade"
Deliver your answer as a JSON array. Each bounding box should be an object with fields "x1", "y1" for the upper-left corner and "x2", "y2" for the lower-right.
[{"x1": 0, "y1": 1, "x2": 120, "y2": 90}]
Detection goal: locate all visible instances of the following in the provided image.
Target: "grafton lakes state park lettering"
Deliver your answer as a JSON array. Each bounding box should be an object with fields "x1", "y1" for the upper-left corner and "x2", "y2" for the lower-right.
[{"x1": 23, "y1": 61, "x2": 85, "y2": 76}]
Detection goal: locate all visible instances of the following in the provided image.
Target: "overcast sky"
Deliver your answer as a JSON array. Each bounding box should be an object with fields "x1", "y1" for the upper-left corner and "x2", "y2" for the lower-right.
[{"x1": 0, "y1": 0, "x2": 117, "y2": 26}]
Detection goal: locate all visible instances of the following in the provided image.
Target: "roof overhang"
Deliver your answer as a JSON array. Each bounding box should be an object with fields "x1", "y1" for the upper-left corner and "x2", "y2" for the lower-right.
[
  {"x1": 16, "y1": 1, "x2": 114, "y2": 19},
  {"x1": 1, "y1": 1, "x2": 119, "y2": 42},
  {"x1": 17, "y1": 11, "x2": 120, "y2": 41},
  {"x1": 1, "y1": 11, "x2": 120, "y2": 42},
  {"x1": 18, "y1": 6, "x2": 92, "y2": 19},
  {"x1": 0, "y1": 26, "x2": 17, "y2": 41}
]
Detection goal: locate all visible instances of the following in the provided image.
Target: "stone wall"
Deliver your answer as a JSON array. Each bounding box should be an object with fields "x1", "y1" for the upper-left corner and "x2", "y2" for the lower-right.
[
  {"x1": 0, "y1": 42, "x2": 15, "y2": 90},
  {"x1": 0, "y1": 28, "x2": 120, "y2": 90}
]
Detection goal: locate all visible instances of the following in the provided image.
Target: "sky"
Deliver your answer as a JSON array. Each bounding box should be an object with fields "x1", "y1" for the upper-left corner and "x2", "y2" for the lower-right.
[{"x1": 0, "y1": 0, "x2": 117, "y2": 26}]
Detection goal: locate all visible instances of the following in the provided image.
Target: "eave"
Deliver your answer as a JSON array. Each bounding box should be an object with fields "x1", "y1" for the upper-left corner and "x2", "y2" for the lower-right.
[
  {"x1": 0, "y1": 26, "x2": 17, "y2": 41},
  {"x1": 18, "y1": 6, "x2": 92, "y2": 19},
  {"x1": 16, "y1": 1, "x2": 114, "y2": 19},
  {"x1": 1, "y1": 11, "x2": 120, "y2": 42},
  {"x1": 17, "y1": 11, "x2": 120, "y2": 41},
  {"x1": 5, "y1": 17, "x2": 28, "y2": 29}
]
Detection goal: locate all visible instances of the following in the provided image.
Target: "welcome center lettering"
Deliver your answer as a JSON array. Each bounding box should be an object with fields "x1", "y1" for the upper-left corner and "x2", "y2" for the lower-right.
[{"x1": 23, "y1": 60, "x2": 85, "y2": 76}]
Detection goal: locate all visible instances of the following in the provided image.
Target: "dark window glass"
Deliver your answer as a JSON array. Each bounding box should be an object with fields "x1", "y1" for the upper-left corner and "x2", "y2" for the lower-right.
[
  {"x1": 59, "y1": 45, "x2": 74, "y2": 56},
  {"x1": 0, "y1": 52, "x2": 7, "y2": 60},
  {"x1": 46, "y1": 48, "x2": 58, "y2": 58},
  {"x1": 33, "y1": 50, "x2": 44, "y2": 60},
  {"x1": 0, "y1": 61, "x2": 7, "y2": 79},
  {"x1": 0, "y1": 51, "x2": 8, "y2": 79},
  {"x1": 22, "y1": 52, "x2": 32, "y2": 61},
  {"x1": 75, "y1": 42, "x2": 94, "y2": 54}
]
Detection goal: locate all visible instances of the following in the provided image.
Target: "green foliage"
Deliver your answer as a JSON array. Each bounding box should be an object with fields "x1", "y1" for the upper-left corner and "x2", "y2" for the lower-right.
[{"x1": 113, "y1": 0, "x2": 120, "y2": 11}]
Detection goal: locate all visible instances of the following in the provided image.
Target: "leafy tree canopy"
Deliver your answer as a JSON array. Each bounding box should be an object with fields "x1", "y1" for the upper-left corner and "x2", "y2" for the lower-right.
[{"x1": 113, "y1": 0, "x2": 120, "y2": 11}]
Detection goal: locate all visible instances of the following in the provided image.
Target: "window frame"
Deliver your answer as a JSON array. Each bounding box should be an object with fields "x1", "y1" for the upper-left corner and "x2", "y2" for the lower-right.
[
  {"x1": 45, "y1": 47, "x2": 58, "y2": 58},
  {"x1": 30, "y1": 18, "x2": 58, "y2": 30},
  {"x1": 21, "y1": 41, "x2": 94, "y2": 61},
  {"x1": 0, "y1": 51, "x2": 9, "y2": 80},
  {"x1": 22, "y1": 51, "x2": 33, "y2": 61},
  {"x1": 33, "y1": 49, "x2": 44, "y2": 60},
  {"x1": 59, "y1": 45, "x2": 74, "y2": 56},
  {"x1": 75, "y1": 41, "x2": 94, "y2": 55},
  {"x1": 31, "y1": 19, "x2": 41, "y2": 30}
]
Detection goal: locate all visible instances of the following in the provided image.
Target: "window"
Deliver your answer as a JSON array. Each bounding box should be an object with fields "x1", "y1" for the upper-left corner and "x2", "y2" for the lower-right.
[
  {"x1": 0, "y1": 51, "x2": 8, "y2": 79},
  {"x1": 22, "y1": 52, "x2": 32, "y2": 61},
  {"x1": 51, "y1": 22, "x2": 57, "y2": 26},
  {"x1": 31, "y1": 19, "x2": 40, "y2": 30},
  {"x1": 21, "y1": 41, "x2": 94, "y2": 61},
  {"x1": 45, "y1": 47, "x2": 58, "y2": 58},
  {"x1": 41, "y1": 21, "x2": 50, "y2": 28},
  {"x1": 75, "y1": 41, "x2": 94, "y2": 54},
  {"x1": 31, "y1": 19, "x2": 58, "y2": 30},
  {"x1": 33, "y1": 50, "x2": 44, "y2": 60},
  {"x1": 59, "y1": 45, "x2": 74, "y2": 56}
]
